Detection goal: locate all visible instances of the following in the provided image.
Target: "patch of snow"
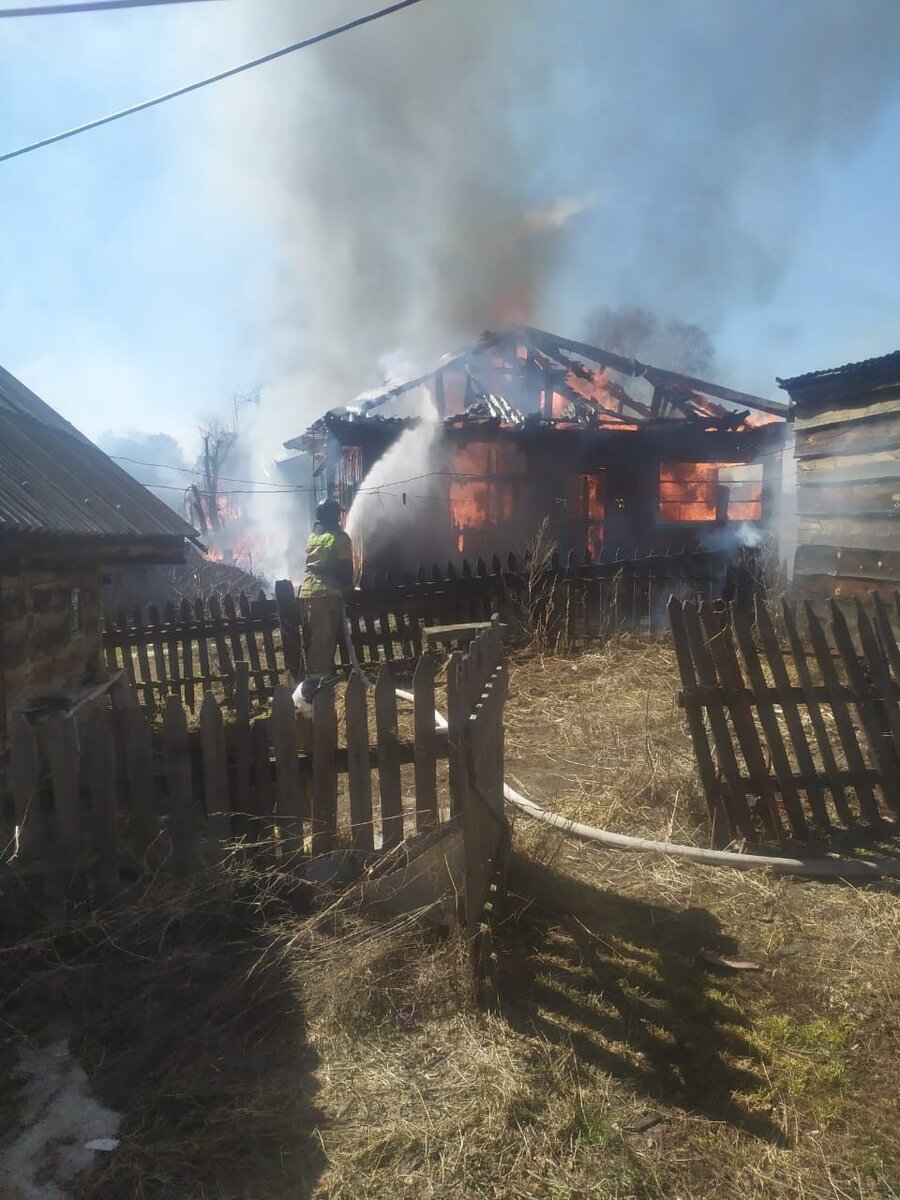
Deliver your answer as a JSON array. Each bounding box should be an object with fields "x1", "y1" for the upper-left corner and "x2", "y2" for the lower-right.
[{"x1": 0, "y1": 1024, "x2": 121, "y2": 1200}]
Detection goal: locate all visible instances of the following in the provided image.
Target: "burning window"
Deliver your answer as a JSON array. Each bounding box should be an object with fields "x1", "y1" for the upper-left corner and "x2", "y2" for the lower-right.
[
  {"x1": 449, "y1": 442, "x2": 521, "y2": 531},
  {"x1": 658, "y1": 463, "x2": 763, "y2": 523}
]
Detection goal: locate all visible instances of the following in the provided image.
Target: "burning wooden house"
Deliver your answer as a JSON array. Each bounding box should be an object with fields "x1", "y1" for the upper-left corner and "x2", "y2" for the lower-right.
[
  {"x1": 0, "y1": 366, "x2": 196, "y2": 743},
  {"x1": 778, "y1": 350, "x2": 900, "y2": 609},
  {"x1": 281, "y1": 326, "x2": 787, "y2": 573}
]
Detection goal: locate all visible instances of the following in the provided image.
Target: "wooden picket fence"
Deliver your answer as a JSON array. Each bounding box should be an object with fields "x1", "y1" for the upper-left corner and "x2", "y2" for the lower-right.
[
  {"x1": 1, "y1": 627, "x2": 509, "y2": 992},
  {"x1": 669, "y1": 592, "x2": 900, "y2": 847},
  {"x1": 102, "y1": 547, "x2": 726, "y2": 713}
]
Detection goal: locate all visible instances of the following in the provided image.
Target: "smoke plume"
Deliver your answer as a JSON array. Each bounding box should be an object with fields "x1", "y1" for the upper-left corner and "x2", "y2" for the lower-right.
[{"x1": 176, "y1": 0, "x2": 900, "y2": 575}]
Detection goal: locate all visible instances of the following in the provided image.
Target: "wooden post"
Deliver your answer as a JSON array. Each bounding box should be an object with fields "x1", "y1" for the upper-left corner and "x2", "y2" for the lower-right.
[{"x1": 163, "y1": 695, "x2": 195, "y2": 878}]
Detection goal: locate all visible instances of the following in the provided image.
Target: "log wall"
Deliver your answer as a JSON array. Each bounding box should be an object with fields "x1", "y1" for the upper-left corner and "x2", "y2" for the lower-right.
[
  {"x1": 788, "y1": 375, "x2": 900, "y2": 614},
  {"x1": 0, "y1": 564, "x2": 103, "y2": 742}
]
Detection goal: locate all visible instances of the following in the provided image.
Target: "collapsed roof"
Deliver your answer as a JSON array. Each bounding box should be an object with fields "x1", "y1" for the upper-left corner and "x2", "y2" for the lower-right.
[{"x1": 285, "y1": 325, "x2": 786, "y2": 451}]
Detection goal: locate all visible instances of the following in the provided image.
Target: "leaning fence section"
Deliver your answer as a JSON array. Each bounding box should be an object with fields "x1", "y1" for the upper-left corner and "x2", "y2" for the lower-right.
[
  {"x1": 102, "y1": 547, "x2": 725, "y2": 713},
  {"x1": 0, "y1": 627, "x2": 509, "y2": 945},
  {"x1": 669, "y1": 592, "x2": 900, "y2": 847}
]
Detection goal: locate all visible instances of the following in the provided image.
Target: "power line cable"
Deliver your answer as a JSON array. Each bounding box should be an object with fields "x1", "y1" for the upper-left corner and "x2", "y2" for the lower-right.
[
  {"x1": 0, "y1": 0, "x2": 221, "y2": 17},
  {"x1": 0, "y1": 0, "x2": 429, "y2": 162}
]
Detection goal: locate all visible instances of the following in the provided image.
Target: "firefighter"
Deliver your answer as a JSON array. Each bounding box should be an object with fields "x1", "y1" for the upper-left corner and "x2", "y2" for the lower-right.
[{"x1": 299, "y1": 498, "x2": 354, "y2": 684}]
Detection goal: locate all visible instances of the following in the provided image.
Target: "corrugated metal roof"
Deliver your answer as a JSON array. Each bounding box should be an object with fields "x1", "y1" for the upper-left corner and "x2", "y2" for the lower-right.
[
  {"x1": 0, "y1": 366, "x2": 196, "y2": 542},
  {"x1": 777, "y1": 350, "x2": 900, "y2": 391}
]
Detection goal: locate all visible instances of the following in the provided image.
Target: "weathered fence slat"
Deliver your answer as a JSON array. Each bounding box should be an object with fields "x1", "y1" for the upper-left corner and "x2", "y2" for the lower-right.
[
  {"x1": 345, "y1": 671, "x2": 374, "y2": 852},
  {"x1": 110, "y1": 679, "x2": 158, "y2": 860},
  {"x1": 699, "y1": 603, "x2": 788, "y2": 842},
  {"x1": 311, "y1": 686, "x2": 338, "y2": 855},
  {"x1": 179, "y1": 598, "x2": 196, "y2": 713},
  {"x1": 681, "y1": 602, "x2": 757, "y2": 840},
  {"x1": 163, "y1": 696, "x2": 195, "y2": 877},
  {"x1": 830, "y1": 601, "x2": 899, "y2": 815},
  {"x1": 413, "y1": 655, "x2": 439, "y2": 831},
  {"x1": 251, "y1": 717, "x2": 275, "y2": 848},
  {"x1": 194, "y1": 597, "x2": 213, "y2": 695},
  {"x1": 222, "y1": 593, "x2": 245, "y2": 671},
  {"x1": 117, "y1": 607, "x2": 137, "y2": 689},
  {"x1": 7, "y1": 710, "x2": 41, "y2": 862},
  {"x1": 753, "y1": 598, "x2": 831, "y2": 830},
  {"x1": 274, "y1": 579, "x2": 303, "y2": 681},
  {"x1": 207, "y1": 594, "x2": 235, "y2": 702},
  {"x1": 147, "y1": 603, "x2": 170, "y2": 696},
  {"x1": 232, "y1": 661, "x2": 252, "y2": 840},
  {"x1": 80, "y1": 703, "x2": 119, "y2": 905},
  {"x1": 731, "y1": 604, "x2": 808, "y2": 839},
  {"x1": 781, "y1": 599, "x2": 852, "y2": 824},
  {"x1": 239, "y1": 591, "x2": 267, "y2": 700},
  {"x1": 375, "y1": 665, "x2": 403, "y2": 849},
  {"x1": 257, "y1": 590, "x2": 280, "y2": 685},
  {"x1": 164, "y1": 600, "x2": 181, "y2": 694},
  {"x1": 667, "y1": 596, "x2": 727, "y2": 845},
  {"x1": 271, "y1": 685, "x2": 303, "y2": 861},
  {"x1": 873, "y1": 592, "x2": 900, "y2": 687},
  {"x1": 131, "y1": 605, "x2": 156, "y2": 713},
  {"x1": 805, "y1": 601, "x2": 880, "y2": 823},
  {"x1": 200, "y1": 690, "x2": 231, "y2": 848}
]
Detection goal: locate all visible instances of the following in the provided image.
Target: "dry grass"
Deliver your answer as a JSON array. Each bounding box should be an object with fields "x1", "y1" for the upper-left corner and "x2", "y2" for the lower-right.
[
  {"x1": 2, "y1": 637, "x2": 899, "y2": 1199},
  {"x1": 506, "y1": 635, "x2": 708, "y2": 843}
]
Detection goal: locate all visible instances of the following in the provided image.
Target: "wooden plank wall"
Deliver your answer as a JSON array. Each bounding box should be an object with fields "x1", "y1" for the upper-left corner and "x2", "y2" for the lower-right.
[
  {"x1": 100, "y1": 548, "x2": 724, "y2": 712},
  {"x1": 791, "y1": 380, "x2": 900, "y2": 612},
  {"x1": 669, "y1": 593, "x2": 900, "y2": 847}
]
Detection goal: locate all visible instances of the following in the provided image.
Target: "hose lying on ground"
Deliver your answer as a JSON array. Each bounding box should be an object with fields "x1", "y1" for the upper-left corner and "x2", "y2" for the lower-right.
[{"x1": 341, "y1": 611, "x2": 900, "y2": 881}]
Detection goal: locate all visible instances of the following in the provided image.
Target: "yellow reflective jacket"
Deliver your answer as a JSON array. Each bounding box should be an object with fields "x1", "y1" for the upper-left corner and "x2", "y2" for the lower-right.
[{"x1": 300, "y1": 526, "x2": 353, "y2": 598}]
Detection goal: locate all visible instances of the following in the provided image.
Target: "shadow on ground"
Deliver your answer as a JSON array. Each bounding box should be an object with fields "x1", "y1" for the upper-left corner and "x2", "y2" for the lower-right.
[
  {"x1": 499, "y1": 856, "x2": 782, "y2": 1144},
  {"x1": 1, "y1": 875, "x2": 328, "y2": 1200}
]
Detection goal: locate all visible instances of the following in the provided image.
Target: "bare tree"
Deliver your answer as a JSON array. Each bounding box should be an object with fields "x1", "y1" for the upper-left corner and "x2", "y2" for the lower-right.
[
  {"x1": 586, "y1": 304, "x2": 716, "y2": 377},
  {"x1": 184, "y1": 419, "x2": 237, "y2": 534}
]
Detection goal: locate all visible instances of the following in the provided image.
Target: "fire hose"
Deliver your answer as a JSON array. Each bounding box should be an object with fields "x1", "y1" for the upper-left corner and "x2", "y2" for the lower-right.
[{"x1": 337, "y1": 610, "x2": 900, "y2": 881}]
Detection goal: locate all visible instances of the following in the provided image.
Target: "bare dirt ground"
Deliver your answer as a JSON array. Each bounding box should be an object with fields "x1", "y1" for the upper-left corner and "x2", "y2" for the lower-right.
[{"x1": 2, "y1": 637, "x2": 898, "y2": 1199}]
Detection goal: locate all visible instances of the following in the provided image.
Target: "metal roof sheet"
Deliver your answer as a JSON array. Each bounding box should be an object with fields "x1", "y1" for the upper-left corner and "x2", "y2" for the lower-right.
[
  {"x1": 0, "y1": 367, "x2": 196, "y2": 542},
  {"x1": 777, "y1": 350, "x2": 900, "y2": 391}
]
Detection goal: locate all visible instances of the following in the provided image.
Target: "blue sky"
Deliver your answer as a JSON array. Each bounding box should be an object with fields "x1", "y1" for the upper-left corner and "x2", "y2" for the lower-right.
[{"x1": 1, "y1": 0, "x2": 899, "y2": 471}]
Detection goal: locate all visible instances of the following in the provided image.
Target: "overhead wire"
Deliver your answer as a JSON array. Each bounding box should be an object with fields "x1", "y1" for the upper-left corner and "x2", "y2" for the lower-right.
[
  {"x1": 0, "y1": 0, "x2": 221, "y2": 17},
  {"x1": 0, "y1": 0, "x2": 430, "y2": 163}
]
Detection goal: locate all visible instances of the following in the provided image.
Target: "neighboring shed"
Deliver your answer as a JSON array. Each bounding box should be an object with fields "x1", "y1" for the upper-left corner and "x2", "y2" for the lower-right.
[
  {"x1": 0, "y1": 365, "x2": 196, "y2": 741},
  {"x1": 778, "y1": 352, "x2": 900, "y2": 610}
]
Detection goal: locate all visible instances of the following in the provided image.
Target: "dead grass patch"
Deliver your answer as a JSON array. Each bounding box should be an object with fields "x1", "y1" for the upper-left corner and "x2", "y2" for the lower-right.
[{"x1": 2, "y1": 637, "x2": 898, "y2": 1199}]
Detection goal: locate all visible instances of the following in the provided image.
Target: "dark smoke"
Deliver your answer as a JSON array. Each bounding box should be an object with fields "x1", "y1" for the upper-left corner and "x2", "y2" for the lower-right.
[{"x1": 203, "y1": 0, "x2": 900, "y2": 418}]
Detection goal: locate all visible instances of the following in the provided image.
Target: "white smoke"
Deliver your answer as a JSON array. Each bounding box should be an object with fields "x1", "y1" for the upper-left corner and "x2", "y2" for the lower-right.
[{"x1": 346, "y1": 391, "x2": 442, "y2": 571}]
